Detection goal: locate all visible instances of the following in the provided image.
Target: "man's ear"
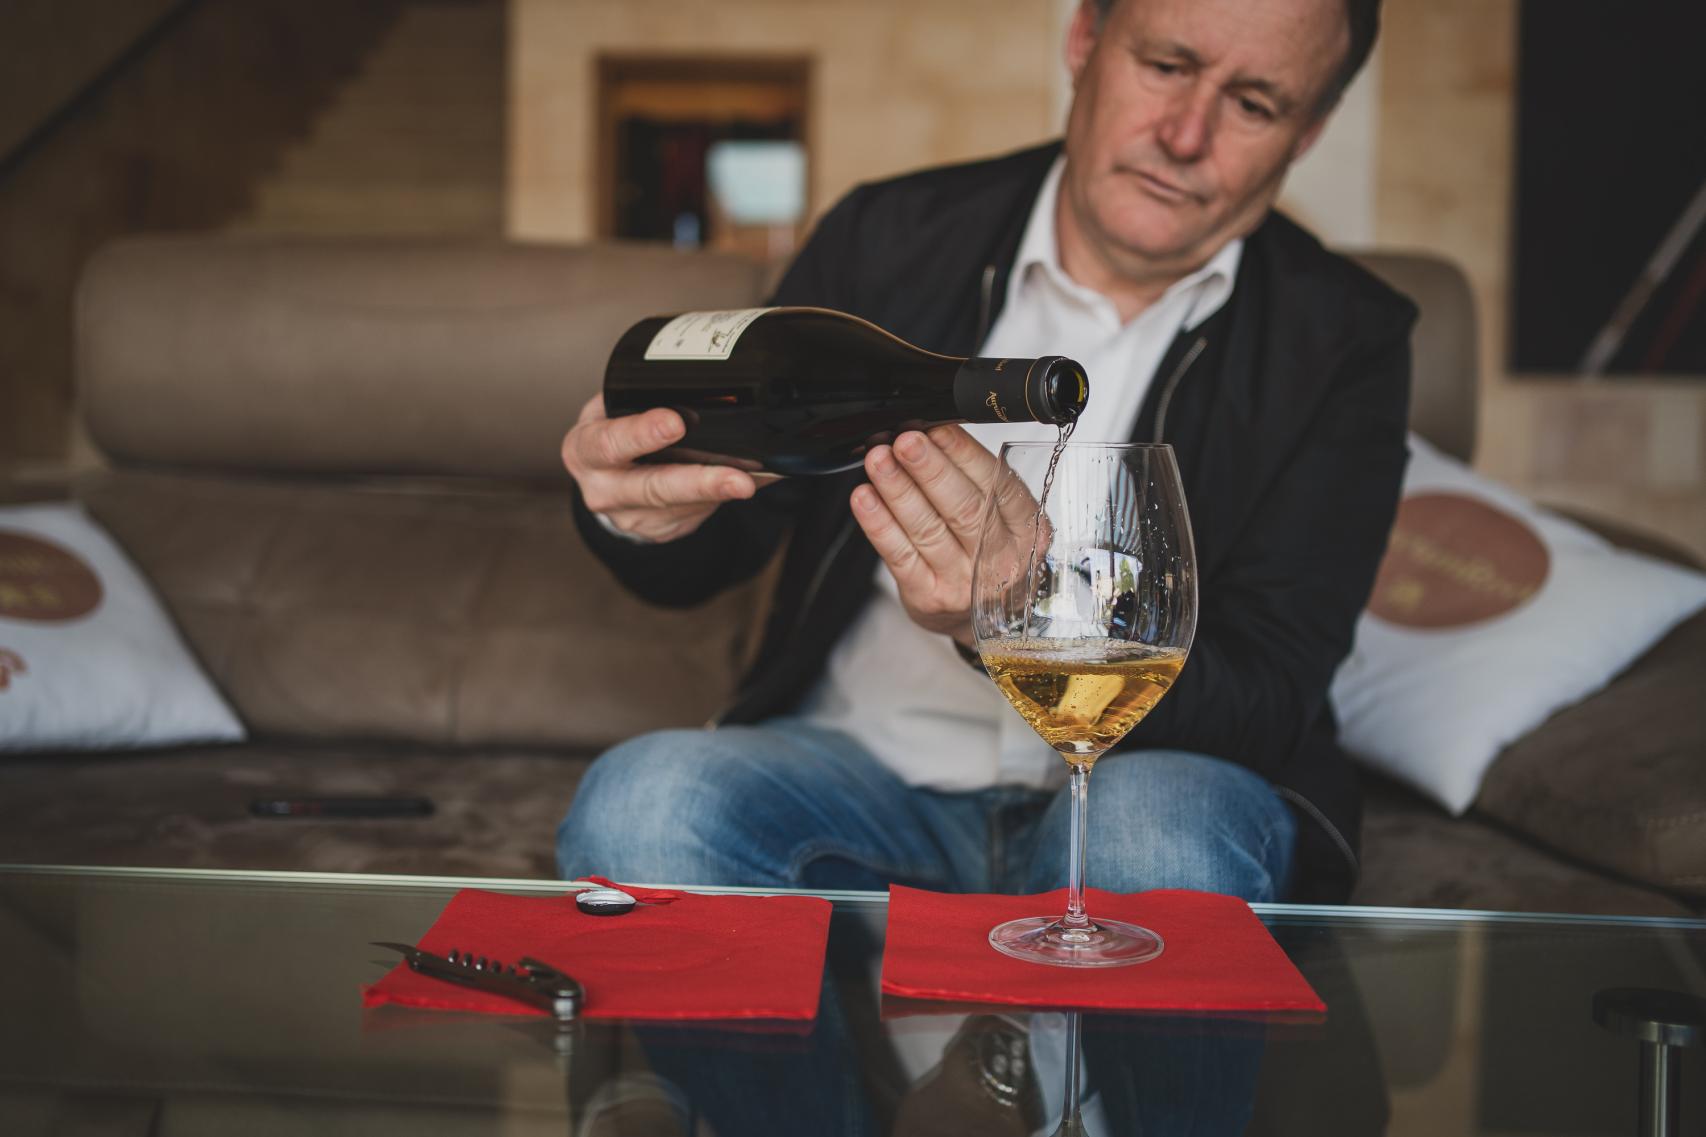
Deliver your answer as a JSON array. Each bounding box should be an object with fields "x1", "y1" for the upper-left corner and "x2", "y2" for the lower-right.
[{"x1": 1065, "y1": 0, "x2": 1100, "y2": 84}]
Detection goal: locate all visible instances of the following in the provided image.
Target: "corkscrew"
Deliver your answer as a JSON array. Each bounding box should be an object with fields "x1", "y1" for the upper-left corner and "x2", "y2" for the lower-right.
[{"x1": 373, "y1": 941, "x2": 584, "y2": 1022}]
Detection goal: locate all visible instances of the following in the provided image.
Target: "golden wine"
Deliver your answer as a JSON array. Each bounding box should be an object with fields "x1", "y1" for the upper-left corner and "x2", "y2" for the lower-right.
[{"x1": 981, "y1": 637, "x2": 1187, "y2": 764}]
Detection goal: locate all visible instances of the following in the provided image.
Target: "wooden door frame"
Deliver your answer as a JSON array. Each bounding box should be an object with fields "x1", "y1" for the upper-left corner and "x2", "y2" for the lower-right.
[{"x1": 593, "y1": 53, "x2": 813, "y2": 241}]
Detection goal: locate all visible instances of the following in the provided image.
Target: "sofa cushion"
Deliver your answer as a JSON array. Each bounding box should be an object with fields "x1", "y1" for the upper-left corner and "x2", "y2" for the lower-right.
[
  {"x1": 1355, "y1": 773, "x2": 1695, "y2": 917},
  {"x1": 1331, "y1": 434, "x2": 1706, "y2": 815},
  {"x1": 76, "y1": 469, "x2": 766, "y2": 751},
  {"x1": 1475, "y1": 608, "x2": 1706, "y2": 899},
  {"x1": 0, "y1": 502, "x2": 245, "y2": 753},
  {"x1": 0, "y1": 741, "x2": 584, "y2": 879}
]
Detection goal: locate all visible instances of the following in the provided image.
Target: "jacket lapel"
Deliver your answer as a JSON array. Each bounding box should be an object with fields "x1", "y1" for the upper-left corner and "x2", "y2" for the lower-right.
[{"x1": 1127, "y1": 214, "x2": 1342, "y2": 578}]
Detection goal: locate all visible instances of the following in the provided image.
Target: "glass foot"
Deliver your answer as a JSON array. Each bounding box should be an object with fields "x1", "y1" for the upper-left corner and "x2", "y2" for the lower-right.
[{"x1": 989, "y1": 915, "x2": 1164, "y2": 968}]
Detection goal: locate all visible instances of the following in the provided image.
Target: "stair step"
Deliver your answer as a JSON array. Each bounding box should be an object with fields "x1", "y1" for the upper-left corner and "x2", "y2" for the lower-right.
[
  {"x1": 275, "y1": 142, "x2": 501, "y2": 176},
  {"x1": 250, "y1": 179, "x2": 499, "y2": 207},
  {"x1": 298, "y1": 118, "x2": 500, "y2": 146},
  {"x1": 230, "y1": 0, "x2": 505, "y2": 237},
  {"x1": 227, "y1": 213, "x2": 499, "y2": 237}
]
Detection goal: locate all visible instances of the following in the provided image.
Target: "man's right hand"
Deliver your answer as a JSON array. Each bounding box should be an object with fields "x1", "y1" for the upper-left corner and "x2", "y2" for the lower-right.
[{"x1": 562, "y1": 394, "x2": 755, "y2": 544}]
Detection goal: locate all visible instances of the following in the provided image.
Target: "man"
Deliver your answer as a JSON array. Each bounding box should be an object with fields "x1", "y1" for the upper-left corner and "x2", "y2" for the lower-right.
[{"x1": 558, "y1": 0, "x2": 1411, "y2": 905}]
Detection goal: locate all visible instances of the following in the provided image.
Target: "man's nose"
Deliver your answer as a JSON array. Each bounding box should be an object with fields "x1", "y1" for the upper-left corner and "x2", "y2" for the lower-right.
[{"x1": 1156, "y1": 86, "x2": 1216, "y2": 163}]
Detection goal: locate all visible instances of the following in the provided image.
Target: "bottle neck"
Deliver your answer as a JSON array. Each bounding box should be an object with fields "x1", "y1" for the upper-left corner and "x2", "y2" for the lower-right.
[{"x1": 952, "y1": 357, "x2": 1084, "y2": 425}]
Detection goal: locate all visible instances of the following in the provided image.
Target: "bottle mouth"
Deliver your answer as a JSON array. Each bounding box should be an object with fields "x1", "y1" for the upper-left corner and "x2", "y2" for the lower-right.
[{"x1": 1033, "y1": 357, "x2": 1089, "y2": 425}]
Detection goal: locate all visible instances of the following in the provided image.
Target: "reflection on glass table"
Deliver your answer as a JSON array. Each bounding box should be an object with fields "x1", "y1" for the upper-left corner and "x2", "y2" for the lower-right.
[{"x1": 0, "y1": 865, "x2": 1702, "y2": 1136}]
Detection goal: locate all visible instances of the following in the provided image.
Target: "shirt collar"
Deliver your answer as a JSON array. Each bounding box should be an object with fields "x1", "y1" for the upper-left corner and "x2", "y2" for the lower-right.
[{"x1": 1009, "y1": 156, "x2": 1243, "y2": 332}]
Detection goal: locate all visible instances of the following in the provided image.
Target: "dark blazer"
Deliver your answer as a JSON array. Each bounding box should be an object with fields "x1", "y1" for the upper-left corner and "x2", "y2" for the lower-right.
[{"x1": 574, "y1": 141, "x2": 1416, "y2": 901}]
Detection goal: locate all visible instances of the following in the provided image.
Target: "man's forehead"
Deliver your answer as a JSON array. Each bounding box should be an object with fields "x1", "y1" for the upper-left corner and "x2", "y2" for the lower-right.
[{"x1": 1107, "y1": 0, "x2": 1348, "y2": 97}]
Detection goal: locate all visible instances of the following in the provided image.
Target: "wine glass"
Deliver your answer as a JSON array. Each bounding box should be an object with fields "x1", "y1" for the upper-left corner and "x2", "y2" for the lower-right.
[{"x1": 971, "y1": 442, "x2": 1198, "y2": 967}]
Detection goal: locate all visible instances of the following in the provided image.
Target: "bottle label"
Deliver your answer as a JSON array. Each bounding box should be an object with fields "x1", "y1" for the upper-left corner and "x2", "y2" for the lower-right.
[{"x1": 643, "y1": 309, "x2": 769, "y2": 361}]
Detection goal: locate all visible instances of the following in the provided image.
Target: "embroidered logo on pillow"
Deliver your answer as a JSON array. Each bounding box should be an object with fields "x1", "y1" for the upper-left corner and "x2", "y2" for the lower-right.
[
  {"x1": 0, "y1": 648, "x2": 23, "y2": 690},
  {"x1": 0, "y1": 531, "x2": 103, "y2": 622},
  {"x1": 1368, "y1": 492, "x2": 1550, "y2": 629},
  {"x1": 0, "y1": 503, "x2": 244, "y2": 751}
]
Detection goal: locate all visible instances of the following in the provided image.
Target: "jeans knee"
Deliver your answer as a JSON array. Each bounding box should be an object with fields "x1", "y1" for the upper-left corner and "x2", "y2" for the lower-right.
[
  {"x1": 555, "y1": 730, "x2": 743, "y2": 885},
  {"x1": 1090, "y1": 815, "x2": 1284, "y2": 901},
  {"x1": 1037, "y1": 751, "x2": 1296, "y2": 903}
]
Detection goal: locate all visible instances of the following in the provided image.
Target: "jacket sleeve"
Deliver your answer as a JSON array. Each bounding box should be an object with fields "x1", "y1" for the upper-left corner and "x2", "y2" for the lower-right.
[
  {"x1": 1118, "y1": 309, "x2": 1414, "y2": 773},
  {"x1": 570, "y1": 483, "x2": 799, "y2": 609},
  {"x1": 570, "y1": 189, "x2": 871, "y2": 607}
]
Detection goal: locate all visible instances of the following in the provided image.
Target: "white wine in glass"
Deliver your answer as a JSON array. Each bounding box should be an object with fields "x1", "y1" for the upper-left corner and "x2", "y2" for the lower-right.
[{"x1": 971, "y1": 442, "x2": 1198, "y2": 967}]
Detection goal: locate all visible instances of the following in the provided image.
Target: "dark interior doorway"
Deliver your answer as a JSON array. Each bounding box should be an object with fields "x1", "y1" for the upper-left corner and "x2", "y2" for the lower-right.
[{"x1": 596, "y1": 55, "x2": 810, "y2": 262}]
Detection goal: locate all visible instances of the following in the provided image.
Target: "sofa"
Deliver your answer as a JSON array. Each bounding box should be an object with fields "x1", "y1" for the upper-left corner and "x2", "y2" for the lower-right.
[{"x1": 0, "y1": 233, "x2": 1700, "y2": 919}]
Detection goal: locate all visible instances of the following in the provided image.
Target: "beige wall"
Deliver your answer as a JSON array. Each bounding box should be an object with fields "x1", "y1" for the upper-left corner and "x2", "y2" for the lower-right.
[
  {"x1": 1375, "y1": 0, "x2": 1705, "y2": 557},
  {"x1": 1281, "y1": 58, "x2": 1381, "y2": 247},
  {"x1": 507, "y1": 0, "x2": 1067, "y2": 242}
]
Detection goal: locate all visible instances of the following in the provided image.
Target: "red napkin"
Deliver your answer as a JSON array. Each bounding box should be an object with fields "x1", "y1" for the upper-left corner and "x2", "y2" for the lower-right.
[
  {"x1": 364, "y1": 885, "x2": 831, "y2": 1022},
  {"x1": 881, "y1": 886, "x2": 1324, "y2": 1014}
]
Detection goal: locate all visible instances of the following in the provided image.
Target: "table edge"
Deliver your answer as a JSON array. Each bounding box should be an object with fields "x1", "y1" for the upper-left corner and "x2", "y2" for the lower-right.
[{"x1": 3, "y1": 863, "x2": 1702, "y2": 930}]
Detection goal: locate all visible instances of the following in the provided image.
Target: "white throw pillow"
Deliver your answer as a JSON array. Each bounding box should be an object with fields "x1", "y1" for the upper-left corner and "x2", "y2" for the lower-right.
[
  {"x1": 0, "y1": 503, "x2": 245, "y2": 751},
  {"x1": 1331, "y1": 434, "x2": 1706, "y2": 815}
]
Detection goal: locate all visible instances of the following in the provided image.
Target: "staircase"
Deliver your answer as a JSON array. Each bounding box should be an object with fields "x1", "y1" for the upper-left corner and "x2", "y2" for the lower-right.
[{"x1": 230, "y1": 1, "x2": 504, "y2": 236}]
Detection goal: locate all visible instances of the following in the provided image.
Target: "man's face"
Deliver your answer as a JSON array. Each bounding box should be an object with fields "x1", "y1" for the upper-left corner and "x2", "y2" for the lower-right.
[{"x1": 1061, "y1": 0, "x2": 1348, "y2": 277}]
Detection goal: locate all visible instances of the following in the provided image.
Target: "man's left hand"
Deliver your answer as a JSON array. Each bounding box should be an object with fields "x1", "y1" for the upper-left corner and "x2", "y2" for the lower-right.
[{"x1": 851, "y1": 425, "x2": 999, "y2": 650}]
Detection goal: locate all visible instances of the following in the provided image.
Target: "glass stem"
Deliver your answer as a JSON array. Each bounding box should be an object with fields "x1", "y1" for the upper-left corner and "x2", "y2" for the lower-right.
[
  {"x1": 1063, "y1": 761, "x2": 1091, "y2": 930},
  {"x1": 1061, "y1": 1012, "x2": 1083, "y2": 1129}
]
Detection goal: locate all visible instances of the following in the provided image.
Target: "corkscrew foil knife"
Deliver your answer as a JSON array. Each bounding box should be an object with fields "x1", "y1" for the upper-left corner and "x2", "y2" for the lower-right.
[{"x1": 373, "y1": 941, "x2": 583, "y2": 1022}]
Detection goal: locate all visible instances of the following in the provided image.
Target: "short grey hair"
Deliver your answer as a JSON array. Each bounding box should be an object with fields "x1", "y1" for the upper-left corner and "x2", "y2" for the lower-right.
[{"x1": 1088, "y1": 0, "x2": 1381, "y2": 116}]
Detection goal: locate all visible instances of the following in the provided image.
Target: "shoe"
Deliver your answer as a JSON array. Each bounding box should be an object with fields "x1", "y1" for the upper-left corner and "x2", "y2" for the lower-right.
[
  {"x1": 893, "y1": 1014, "x2": 1043, "y2": 1136},
  {"x1": 576, "y1": 1071, "x2": 693, "y2": 1137}
]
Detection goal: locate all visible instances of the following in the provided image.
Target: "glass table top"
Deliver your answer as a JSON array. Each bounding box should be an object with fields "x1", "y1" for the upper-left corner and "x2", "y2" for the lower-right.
[{"x1": 1, "y1": 864, "x2": 1702, "y2": 1136}]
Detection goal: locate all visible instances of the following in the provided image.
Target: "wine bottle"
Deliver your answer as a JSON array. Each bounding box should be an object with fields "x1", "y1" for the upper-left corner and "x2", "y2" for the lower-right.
[{"x1": 602, "y1": 307, "x2": 1088, "y2": 476}]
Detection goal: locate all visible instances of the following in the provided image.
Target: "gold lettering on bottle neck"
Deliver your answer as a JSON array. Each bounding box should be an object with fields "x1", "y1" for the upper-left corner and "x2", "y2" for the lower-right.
[{"x1": 985, "y1": 390, "x2": 1010, "y2": 422}]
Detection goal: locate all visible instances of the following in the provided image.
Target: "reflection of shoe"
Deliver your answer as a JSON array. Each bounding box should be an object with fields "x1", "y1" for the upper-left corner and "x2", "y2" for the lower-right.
[
  {"x1": 576, "y1": 1072, "x2": 694, "y2": 1137},
  {"x1": 894, "y1": 1015, "x2": 1043, "y2": 1136}
]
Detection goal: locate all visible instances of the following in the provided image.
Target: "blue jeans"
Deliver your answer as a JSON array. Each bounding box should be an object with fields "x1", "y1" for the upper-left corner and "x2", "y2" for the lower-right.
[{"x1": 556, "y1": 719, "x2": 1297, "y2": 902}]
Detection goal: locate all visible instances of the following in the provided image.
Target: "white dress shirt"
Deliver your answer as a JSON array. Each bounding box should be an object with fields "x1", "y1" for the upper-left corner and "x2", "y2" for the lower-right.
[{"x1": 798, "y1": 158, "x2": 1242, "y2": 791}]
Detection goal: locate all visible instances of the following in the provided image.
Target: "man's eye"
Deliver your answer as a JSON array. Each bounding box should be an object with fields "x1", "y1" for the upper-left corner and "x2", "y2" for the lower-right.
[
  {"x1": 1148, "y1": 60, "x2": 1181, "y2": 76},
  {"x1": 1237, "y1": 97, "x2": 1275, "y2": 121}
]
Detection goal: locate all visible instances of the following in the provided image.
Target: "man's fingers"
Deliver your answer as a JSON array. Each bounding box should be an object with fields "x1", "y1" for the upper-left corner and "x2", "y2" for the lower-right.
[
  {"x1": 864, "y1": 444, "x2": 961, "y2": 573},
  {"x1": 929, "y1": 424, "x2": 1001, "y2": 488},
  {"x1": 851, "y1": 484, "x2": 932, "y2": 592},
  {"x1": 854, "y1": 480, "x2": 975, "y2": 644},
  {"x1": 917, "y1": 424, "x2": 1037, "y2": 541},
  {"x1": 986, "y1": 457, "x2": 1042, "y2": 534},
  {"x1": 564, "y1": 396, "x2": 605, "y2": 473},
  {"x1": 576, "y1": 393, "x2": 609, "y2": 426},
  {"x1": 893, "y1": 430, "x2": 990, "y2": 551},
  {"x1": 562, "y1": 395, "x2": 749, "y2": 545},
  {"x1": 631, "y1": 462, "x2": 754, "y2": 510},
  {"x1": 580, "y1": 460, "x2": 752, "y2": 514},
  {"x1": 605, "y1": 502, "x2": 716, "y2": 543},
  {"x1": 580, "y1": 407, "x2": 686, "y2": 470}
]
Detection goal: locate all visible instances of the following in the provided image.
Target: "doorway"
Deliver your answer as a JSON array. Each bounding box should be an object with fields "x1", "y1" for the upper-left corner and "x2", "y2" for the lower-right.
[{"x1": 595, "y1": 55, "x2": 811, "y2": 263}]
